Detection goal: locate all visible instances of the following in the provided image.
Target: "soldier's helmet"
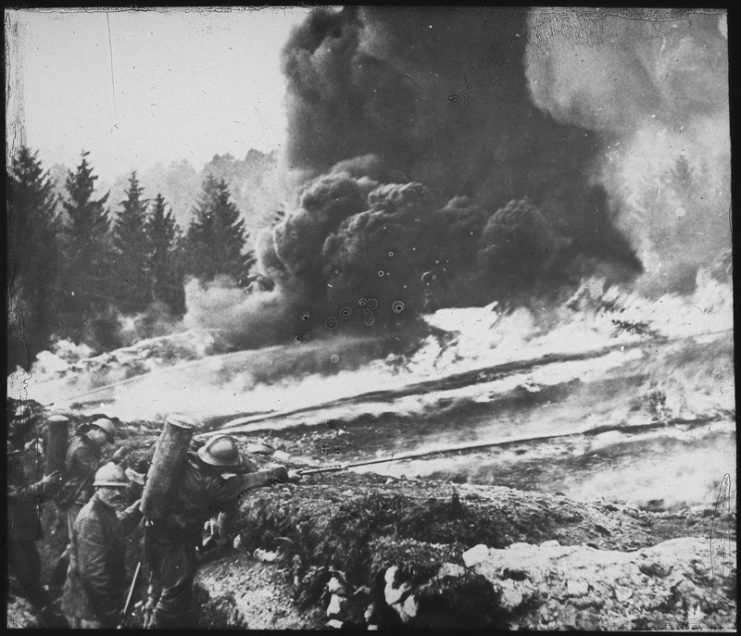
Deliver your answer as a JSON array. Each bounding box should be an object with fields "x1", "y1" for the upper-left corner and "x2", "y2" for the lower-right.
[
  {"x1": 197, "y1": 435, "x2": 248, "y2": 471},
  {"x1": 88, "y1": 418, "x2": 116, "y2": 444},
  {"x1": 93, "y1": 462, "x2": 129, "y2": 487}
]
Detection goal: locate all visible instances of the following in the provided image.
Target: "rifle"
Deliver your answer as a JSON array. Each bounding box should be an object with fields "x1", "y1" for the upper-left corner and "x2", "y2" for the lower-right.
[{"x1": 117, "y1": 560, "x2": 142, "y2": 629}]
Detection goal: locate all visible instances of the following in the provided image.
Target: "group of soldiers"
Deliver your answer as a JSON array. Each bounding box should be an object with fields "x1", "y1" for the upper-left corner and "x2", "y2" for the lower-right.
[{"x1": 7, "y1": 401, "x2": 299, "y2": 629}]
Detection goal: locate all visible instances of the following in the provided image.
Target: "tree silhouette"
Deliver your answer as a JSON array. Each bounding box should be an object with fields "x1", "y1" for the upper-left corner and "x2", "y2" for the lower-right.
[
  {"x1": 113, "y1": 172, "x2": 150, "y2": 313},
  {"x1": 7, "y1": 147, "x2": 63, "y2": 370},
  {"x1": 60, "y1": 151, "x2": 116, "y2": 345},
  {"x1": 184, "y1": 175, "x2": 255, "y2": 285},
  {"x1": 147, "y1": 193, "x2": 185, "y2": 315}
]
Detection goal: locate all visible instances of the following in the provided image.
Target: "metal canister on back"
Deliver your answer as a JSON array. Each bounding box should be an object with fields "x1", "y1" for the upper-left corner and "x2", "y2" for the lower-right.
[
  {"x1": 140, "y1": 415, "x2": 196, "y2": 521},
  {"x1": 45, "y1": 415, "x2": 70, "y2": 475}
]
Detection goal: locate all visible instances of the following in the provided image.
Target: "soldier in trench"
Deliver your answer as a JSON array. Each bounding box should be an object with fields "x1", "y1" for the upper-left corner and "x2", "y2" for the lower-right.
[
  {"x1": 61, "y1": 462, "x2": 143, "y2": 628},
  {"x1": 142, "y1": 434, "x2": 300, "y2": 628},
  {"x1": 48, "y1": 416, "x2": 123, "y2": 597},
  {"x1": 7, "y1": 408, "x2": 67, "y2": 627}
]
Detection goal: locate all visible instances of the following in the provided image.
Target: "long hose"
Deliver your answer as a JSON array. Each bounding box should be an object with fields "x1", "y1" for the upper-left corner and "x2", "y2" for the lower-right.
[{"x1": 296, "y1": 414, "x2": 722, "y2": 475}]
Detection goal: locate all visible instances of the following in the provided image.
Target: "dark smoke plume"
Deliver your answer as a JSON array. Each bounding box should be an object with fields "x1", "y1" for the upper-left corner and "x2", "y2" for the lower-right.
[
  {"x1": 281, "y1": 5, "x2": 629, "y2": 253},
  {"x1": 192, "y1": 7, "x2": 728, "y2": 346}
]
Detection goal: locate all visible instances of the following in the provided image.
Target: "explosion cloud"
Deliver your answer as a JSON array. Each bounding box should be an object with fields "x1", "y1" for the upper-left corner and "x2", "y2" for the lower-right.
[
  {"x1": 193, "y1": 7, "x2": 728, "y2": 346},
  {"x1": 525, "y1": 8, "x2": 730, "y2": 293},
  {"x1": 182, "y1": 275, "x2": 304, "y2": 350}
]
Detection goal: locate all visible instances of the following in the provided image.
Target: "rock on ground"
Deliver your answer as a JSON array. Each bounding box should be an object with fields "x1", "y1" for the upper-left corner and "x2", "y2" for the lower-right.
[{"x1": 455, "y1": 536, "x2": 736, "y2": 630}]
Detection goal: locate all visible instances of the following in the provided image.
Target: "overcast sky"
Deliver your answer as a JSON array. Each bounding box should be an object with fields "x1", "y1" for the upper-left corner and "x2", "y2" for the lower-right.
[{"x1": 6, "y1": 7, "x2": 314, "y2": 180}]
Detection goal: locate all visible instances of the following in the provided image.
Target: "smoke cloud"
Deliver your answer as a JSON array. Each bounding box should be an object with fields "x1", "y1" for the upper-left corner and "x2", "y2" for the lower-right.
[
  {"x1": 191, "y1": 7, "x2": 729, "y2": 346},
  {"x1": 182, "y1": 275, "x2": 303, "y2": 350},
  {"x1": 525, "y1": 8, "x2": 730, "y2": 293}
]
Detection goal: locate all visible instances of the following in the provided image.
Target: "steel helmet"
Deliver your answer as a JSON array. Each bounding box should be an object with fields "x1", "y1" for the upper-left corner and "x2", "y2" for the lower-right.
[
  {"x1": 88, "y1": 418, "x2": 116, "y2": 444},
  {"x1": 93, "y1": 462, "x2": 129, "y2": 487},
  {"x1": 197, "y1": 435, "x2": 247, "y2": 470}
]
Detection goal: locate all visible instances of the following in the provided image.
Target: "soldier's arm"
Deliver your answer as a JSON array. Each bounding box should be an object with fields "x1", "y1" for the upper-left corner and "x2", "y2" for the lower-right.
[
  {"x1": 116, "y1": 498, "x2": 144, "y2": 534},
  {"x1": 76, "y1": 516, "x2": 121, "y2": 627},
  {"x1": 37, "y1": 476, "x2": 60, "y2": 502},
  {"x1": 7, "y1": 484, "x2": 30, "y2": 502},
  {"x1": 209, "y1": 465, "x2": 288, "y2": 510},
  {"x1": 7, "y1": 472, "x2": 60, "y2": 502},
  {"x1": 240, "y1": 465, "x2": 289, "y2": 490},
  {"x1": 211, "y1": 467, "x2": 289, "y2": 541}
]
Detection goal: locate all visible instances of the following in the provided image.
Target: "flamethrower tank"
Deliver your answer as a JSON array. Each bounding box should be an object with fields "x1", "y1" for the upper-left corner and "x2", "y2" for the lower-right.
[
  {"x1": 45, "y1": 415, "x2": 70, "y2": 475},
  {"x1": 140, "y1": 415, "x2": 196, "y2": 521}
]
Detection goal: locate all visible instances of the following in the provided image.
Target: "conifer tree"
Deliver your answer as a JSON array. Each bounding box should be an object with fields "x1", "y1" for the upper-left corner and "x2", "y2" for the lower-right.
[
  {"x1": 184, "y1": 175, "x2": 254, "y2": 285},
  {"x1": 147, "y1": 193, "x2": 185, "y2": 315},
  {"x1": 7, "y1": 147, "x2": 62, "y2": 370},
  {"x1": 60, "y1": 151, "x2": 114, "y2": 343},
  {"x1": 113, "y1": 172, "x2": 150, "y2": 313}
]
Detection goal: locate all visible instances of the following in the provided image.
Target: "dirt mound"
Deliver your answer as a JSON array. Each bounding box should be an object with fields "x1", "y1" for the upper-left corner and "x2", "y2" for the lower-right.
[
  {"x1": 194, "y1": 554, "x2": 325, "y2": 629},
  {"x1": 193, "y1": 471, "x2": 735, "y2": 629}
]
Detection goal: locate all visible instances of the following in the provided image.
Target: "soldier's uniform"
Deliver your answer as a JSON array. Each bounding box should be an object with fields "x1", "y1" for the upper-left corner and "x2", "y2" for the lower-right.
[
  {"x1": 61, "y1": 464, "x2": 142, "y2": 628},
  {"x1": 7, "y1": 440, "x2": 62, "y2": 624},
  {"x1": 145, "y1": 438, "x2": 289, "y2": 628},
  {"x1": 55, "y1": 432, "x2": 104, "y2": 533},
  {"x1": 49, "y1": 419, "x2": 117, "y2": 596}
]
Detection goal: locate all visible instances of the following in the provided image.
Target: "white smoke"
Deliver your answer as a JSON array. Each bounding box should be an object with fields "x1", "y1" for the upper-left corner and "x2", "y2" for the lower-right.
[{"x1": 525, "y1": 8, "x2": 730, "y2": 293}]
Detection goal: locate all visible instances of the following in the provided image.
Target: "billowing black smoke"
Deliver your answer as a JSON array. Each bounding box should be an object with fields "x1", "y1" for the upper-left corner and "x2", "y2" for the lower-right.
[
  {"x1": 251, "y1": 7, "x2": 642, "y2": 337},
  {"x1": 280, "y1": 6, "x2": 631, "y2": 251},
  {"x1": 191, "y1": 7, "x2": 728, "y2": 346}
]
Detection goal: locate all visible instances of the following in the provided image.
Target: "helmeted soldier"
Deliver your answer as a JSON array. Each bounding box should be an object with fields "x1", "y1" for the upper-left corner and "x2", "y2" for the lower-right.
[
  {"x1": 49, "y1": 416, "x2": 119, "y2": 597},
  {"x1": 55, "y1": 417, "x2": 117, "y2": 525},
  {"x1": 144, "y1": 434, "x2": 298, "y2": 628},
  {"x1": 61, "y1": 462, "x2": 143, "y2": 629}
]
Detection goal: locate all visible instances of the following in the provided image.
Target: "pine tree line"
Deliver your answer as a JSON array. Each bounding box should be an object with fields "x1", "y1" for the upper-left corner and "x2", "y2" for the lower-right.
[{"x1": 7, "y1": 147, "x2": 258, "y2": 372}]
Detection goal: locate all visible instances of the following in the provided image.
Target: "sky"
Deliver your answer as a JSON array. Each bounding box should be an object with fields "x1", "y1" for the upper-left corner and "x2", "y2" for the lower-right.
[{"x1": 6, "y1": 7, "x2": 314, "y2": 181}]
